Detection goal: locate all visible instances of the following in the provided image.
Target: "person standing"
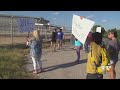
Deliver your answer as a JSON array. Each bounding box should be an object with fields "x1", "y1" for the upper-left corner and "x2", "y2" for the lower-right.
[
  {"x1": 74, "y1": 38, "x2": 82, "y2": 63},
  {"x1": 57, "y1": 29, "x2": 64, "y2": 50},
  {"x1": 51, "y1": 28, "x2": 57, "y2": 52},
  {"x1": 28, "y1": 30, "x2": 43, "y2": 74},
  {"x1": 83, "y1": 32, "x2": 92, "y2": 53},
  {"x1": 86, "y1": 32, "x2": 109, "y2": 79},
  {"x1": 107, "y1": 30, "x2": 120, "y2": 79}
]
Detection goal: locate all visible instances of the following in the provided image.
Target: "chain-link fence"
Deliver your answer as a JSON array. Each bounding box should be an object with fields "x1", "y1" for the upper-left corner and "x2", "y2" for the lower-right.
[
  {"x1": 0, "y1": 14, "x2": 52, "y2": 47},
  {"x1": 0, "y1": 14, "x2": 72, "y2": 49}
]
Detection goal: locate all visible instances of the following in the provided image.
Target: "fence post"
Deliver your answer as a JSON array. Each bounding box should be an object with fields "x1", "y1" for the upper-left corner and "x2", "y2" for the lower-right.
[
  {"x1": 45, "y1": 27, "x2": 47, "y2": 41},
  {"x1": 11, "y1": 15, "x2": 13, "y2": 45}
]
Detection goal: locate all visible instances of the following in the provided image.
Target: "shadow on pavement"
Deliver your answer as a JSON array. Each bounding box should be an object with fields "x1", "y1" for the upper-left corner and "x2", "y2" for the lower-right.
[{"x1": 43, "y1": 59, "x2": 87, "y2": 72}]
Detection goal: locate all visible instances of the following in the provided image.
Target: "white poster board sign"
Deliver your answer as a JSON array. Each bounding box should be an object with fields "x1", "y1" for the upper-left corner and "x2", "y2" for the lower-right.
[
  {"x1": 17, "y1": 18, "x2": 35, "y2": 32},
  {"x1": 96, "y1": 27, "x2": 101, "y2": 33},
  {"x1": 72, "y1": 14, "x2": 95, "y2": 45}
]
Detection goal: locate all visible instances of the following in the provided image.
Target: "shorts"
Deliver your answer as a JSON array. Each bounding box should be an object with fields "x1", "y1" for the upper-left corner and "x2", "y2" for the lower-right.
[
  {"x1": 51, "y1": 39, "x2": 56, "y2": 43},
  {"x1": 57, "y1": 39, "x2": 62, "y2": 44}
]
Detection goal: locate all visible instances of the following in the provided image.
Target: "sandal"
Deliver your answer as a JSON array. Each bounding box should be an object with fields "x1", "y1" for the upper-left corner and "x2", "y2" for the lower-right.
[{"x1": 32, "y1": 70, "x2": 38, "y2": 74}]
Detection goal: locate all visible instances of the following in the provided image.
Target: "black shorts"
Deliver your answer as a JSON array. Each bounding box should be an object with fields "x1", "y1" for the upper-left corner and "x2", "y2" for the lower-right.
[
  {"x1": 86, "y1": 73, "x2": 103, "y2": 79},
  {"x1": 51, "y1": 39, "x2": 56, "y2": 43}
]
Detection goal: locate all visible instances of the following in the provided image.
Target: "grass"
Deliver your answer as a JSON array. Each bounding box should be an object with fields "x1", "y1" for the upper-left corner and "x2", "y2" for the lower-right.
[
  {"x1": 0, "y1": 48, "x2": 33, "y2": 79},
  {"x1": 0, "y1": 42, "x2": 52, "y2": 79},
  {"x1": 0, "y1": 38, "x2": 71, "y2": 79}
]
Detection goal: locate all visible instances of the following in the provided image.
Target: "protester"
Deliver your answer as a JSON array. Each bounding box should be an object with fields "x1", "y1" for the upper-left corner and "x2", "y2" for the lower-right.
[
  {"x1": 83, "y1": 32, "x2": 92, "y2": 53},
  {"x1": 86, "y1": 32, "x2": 109, "y2": 79},
  {"x1": 57, "y1": 28, "x2": 64, "y2": 50},
  {"x1": 51, "y1": 28, "x2": 57, "y2": 52},
  {"x1": 107, "y1": 30, "x2": 120, "y2": 79},
  {"x1": 74, "y1": 38, "x2": 82, "y2": 63},
  {"x1": 28, "y1": 30, "x2": 43, "y2": 74}
]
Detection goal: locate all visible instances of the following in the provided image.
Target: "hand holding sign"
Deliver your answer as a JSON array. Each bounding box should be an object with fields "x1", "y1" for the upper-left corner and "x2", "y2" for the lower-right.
[{"x1": 72, "y1": 14, "x2": 95, "y2": 45}]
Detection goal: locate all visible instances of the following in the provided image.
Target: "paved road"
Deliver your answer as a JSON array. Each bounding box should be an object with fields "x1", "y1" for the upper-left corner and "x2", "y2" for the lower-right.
[{"x1": 25, "y1": 44, "x2": 120, "y2": 79}]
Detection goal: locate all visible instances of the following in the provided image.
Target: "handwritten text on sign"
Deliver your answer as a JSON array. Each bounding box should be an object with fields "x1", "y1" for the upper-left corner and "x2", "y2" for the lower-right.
[
  {"x1": 17, "y1": 18, "x2": 35, "y2": 32},
  {"x1": 72, "y1": 14, "x2": 95, "y2": 45}
]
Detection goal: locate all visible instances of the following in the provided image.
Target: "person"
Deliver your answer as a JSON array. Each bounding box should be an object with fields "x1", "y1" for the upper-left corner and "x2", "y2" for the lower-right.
[
  {"x1": 86, "y1": 32, "x2": 109, "y2": 79},
  {"x1": 70, "y1": 34, "x2": 76, "y2": 49},
  {"x1": 107, "y1": 30, "x2": 120, "y2": 79},
  {"x1": 83, "y1": 32, "x2": 92, "y2": 53},
  {"x1": 51, "y1": 28, "x2": 57, "y2": 52},
  {"x1": 57, "y1": 28, "x2": 64, "y2": 50},
  {"x1": 28, "y1": 30, "x2": 43, "y2": 74},
  {"x1": 26, "y1": 32, "x2": 30, "y2": 48},
  {"x1": 74, "y1": 38, "x2": 82, "y2": 63}
]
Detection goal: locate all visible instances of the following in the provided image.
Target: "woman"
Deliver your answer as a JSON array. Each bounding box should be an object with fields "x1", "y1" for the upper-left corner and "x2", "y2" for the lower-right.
[
  {"x1": 107, "y1": 30, "x2": 120, "y2": 79},
  {"x1": 28, "y1": 30, "x2": 43, "y2": 74},
  {"x1": 74, "y1": 38, "x2": 82, "y2": 63}
]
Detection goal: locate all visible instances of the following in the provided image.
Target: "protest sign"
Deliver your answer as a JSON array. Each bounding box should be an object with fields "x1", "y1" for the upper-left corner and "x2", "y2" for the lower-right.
[
  {"x1": 72, "y1": 14, "x2": 95, "y2": 45},
  {"x1": 17, "y1": 18, "x2": 35, "y2": 32}
]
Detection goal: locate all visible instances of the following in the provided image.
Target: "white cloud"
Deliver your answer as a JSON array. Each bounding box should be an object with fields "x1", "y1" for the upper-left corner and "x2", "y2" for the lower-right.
[
  {"x1": 53, "y1": 18, "x2": 56, "y2": 20},
  {"x1": 86, "y1": 15, "x2": 94, "y2": 19},
  {"x1": 101, "y1": 19, "x2": 108, "y2": 22},
  {"x1": 53, "y1": 12, "x2": 60, "y2": 15}
]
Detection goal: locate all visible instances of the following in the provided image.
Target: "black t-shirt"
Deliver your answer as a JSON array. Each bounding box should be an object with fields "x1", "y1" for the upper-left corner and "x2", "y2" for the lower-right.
[{"x1": 51, "y1": 32, "x2": 57, "y2": 41}]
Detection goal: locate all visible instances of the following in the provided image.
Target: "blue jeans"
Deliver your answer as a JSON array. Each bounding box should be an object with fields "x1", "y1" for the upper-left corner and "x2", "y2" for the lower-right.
[
  {"x1": 84, "y1": 41, "x2": 89, "y2": 53},
  {"x1": 75, "y1": 46, "x2": 81, "y2": 60},
  {"x1": 70, "y1": 37, "x2": 75, "y2": 45}
]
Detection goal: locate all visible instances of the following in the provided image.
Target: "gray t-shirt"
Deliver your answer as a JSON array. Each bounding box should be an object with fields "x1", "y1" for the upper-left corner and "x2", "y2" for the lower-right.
[{"x1": 107, "y1": 39, "x2": 120, "y2": 61}]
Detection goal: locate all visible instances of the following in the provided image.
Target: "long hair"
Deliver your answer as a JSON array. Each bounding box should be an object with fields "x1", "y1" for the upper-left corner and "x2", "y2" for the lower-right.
[
  {"x1": 33, "y1": 30, "x2": 40, "y2": 41},
  {"x1": 92, "y1": 32, "x2": 102, "y2": 45}
]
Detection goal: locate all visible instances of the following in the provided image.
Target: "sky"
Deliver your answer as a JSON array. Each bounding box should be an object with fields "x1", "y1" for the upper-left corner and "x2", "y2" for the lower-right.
[{"x1": 0, "y1": 11, "x2": 120, "y2": 30}]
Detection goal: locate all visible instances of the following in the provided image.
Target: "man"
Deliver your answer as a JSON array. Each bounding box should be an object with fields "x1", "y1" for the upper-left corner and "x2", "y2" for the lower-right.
[
  {"x1": 51, "y1": 28, "x2": 57, "y2": 52},
  {"x1": 57, "y1": 28, "x2": 64, "y2": 50}
]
